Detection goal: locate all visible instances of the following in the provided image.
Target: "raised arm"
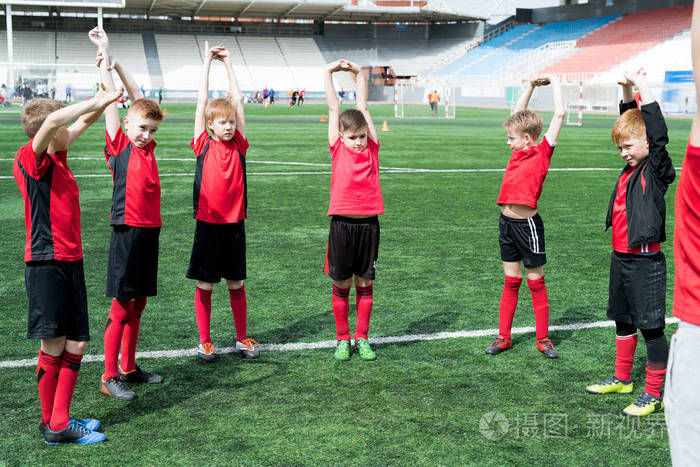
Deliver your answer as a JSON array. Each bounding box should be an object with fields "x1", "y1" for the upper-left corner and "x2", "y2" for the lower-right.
[
  {"x1": 195, "y1": 41, "x2": 214, "y2": 138},
  {"x1": 113, "y1": 60, "x2": 144, "y2": 101},
  {"x1": 624, "y1": 69, "x2": 654, "y2": 105},
  {"x1": 97, "y1": 51, "x2": 121, "y2": 140},
  {"x1": 543, "y1": 74, "x2": 565, "y2": 144},
  {"x1": 220, "y1": 47, "x2": 246, "y2": 138},
  {"x1": 347, "y1": 61, "x2": 377, "y2": 143},
  {"x1": 692, "y1": 0, "x2": 700, "y2": 146},
  {"x1": 32, "y1": 86, "x2": 122, "y2": 157},
  {"x1": 324, "y1": 60, "x2": 343, "y2": 146},
  {"x1": 513, "y1": 79, "x2": 537, "y2": 113}
]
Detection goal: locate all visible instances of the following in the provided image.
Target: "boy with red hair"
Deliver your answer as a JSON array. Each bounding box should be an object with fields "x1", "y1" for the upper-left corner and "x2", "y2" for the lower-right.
[{"x1": 586, "y1": 70, "x2": 675, "y2": 417}]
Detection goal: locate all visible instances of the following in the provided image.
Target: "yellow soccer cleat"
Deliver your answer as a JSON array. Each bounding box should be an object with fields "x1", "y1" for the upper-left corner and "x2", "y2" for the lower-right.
[
  {"x1": 586, "y1": 376, "x2": 634, "y2": 394},
  {"x1": 623, "y1": 392, "x2": 663, "y2": 417}
]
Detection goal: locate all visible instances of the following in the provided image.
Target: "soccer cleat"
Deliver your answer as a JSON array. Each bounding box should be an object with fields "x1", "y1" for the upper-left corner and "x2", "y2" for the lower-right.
[
  {"x1": 355, "y1": 338, "x2": 376, "y2": 361},
  {"x1": 334, "y1": 340, "x2": 351, "y2": 361},
  {"x1": 197, "y1": 342, "x2": 216, "y2": 363},
  {"x1": 40, "y1": 418, "x2": 101, "y2": 437},
  {"x1": 43, "y1": 418, "x2": 106, "y2": 445},
  {"x1": 119, "y1": 365, "x2": 164, "y2": 384},
  {"x1": 623, "y1": 391, "x2": 664, "y2": 417},
  {"x1": 235, "y1": 338, "x2": 260, "y2": 359},
  {"x1": 536, "y1": 338, "x2": 559, "y2": 359},
  {"x1": 586, "y1": 376, "x2": 633, "y2": 395},
  {"x1": 100, "y1": 375, "x2": 138, "y2": 400},
  {"x1": 485, "y1": 336, "x2": 512, "y2": 355}
]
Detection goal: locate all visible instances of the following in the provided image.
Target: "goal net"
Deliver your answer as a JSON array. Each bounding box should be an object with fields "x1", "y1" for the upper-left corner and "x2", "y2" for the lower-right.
[{"x1": 394, "y1": 78, "x2": 456, "y2": 118}]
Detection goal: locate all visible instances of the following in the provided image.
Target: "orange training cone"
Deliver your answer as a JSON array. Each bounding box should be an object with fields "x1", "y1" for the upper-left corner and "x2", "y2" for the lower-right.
[
  {"x1": 163, "y1": 107, "x2": 168, "y2": 115},
  {"x1": 320, "y1": 113, "x2": 326, "y2": 122},
  {"x1": 381, "y1": 120, "x2": 389, "y2": 132}
]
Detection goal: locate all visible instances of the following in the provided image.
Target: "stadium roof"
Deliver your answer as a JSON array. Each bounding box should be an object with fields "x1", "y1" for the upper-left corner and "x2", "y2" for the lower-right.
[{"x1": 1, "y1": 0, "x2": 484, "y2": 22}]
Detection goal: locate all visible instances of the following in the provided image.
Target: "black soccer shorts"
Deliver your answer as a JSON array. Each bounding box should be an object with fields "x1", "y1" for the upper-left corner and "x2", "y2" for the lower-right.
[
  {"x1": 498, "y1": 213, "x2": 547, "y2": 268},
  {"x1": 106, "y1": 225, "x2": 160, "y2": 300},
  {"x1": 607, "y1": 251, "x2": 666, "y2": 329},
  {"x1": 325, "y1": 216, "x2": 380, "y2": 281},
  {"x1": 187, "y1": 220, "x2": 246, "y2": 283},
  {"x1": 25, "y1": 259, "x2": 90, "y2": 341}
]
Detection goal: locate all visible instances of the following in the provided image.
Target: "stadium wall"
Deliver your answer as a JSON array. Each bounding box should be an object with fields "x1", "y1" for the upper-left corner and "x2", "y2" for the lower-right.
[{"x1": 518, "y1": 0, "x2": 692, "y2": 23}]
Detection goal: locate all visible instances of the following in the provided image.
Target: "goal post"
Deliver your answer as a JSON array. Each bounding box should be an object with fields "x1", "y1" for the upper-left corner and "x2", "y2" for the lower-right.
[{"x1": 394, "y1": 77, "x2": 456, "y2": 119}]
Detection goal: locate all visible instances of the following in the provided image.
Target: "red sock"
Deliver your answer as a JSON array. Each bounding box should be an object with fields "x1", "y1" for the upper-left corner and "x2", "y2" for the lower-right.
[
  {"x1": 120, "y1": 297, "x2": 146, "y2": 373},
  {"x1": 527, "y1": 277, "x2": 550, "y2": 341},
  {"x1": 644, "y1": 364, "x2": 667, "y2": 398},
  {"x1": 614, "y1": 333, "x2": 638, "y2": 381},
  {"x1": 354, "y1": 284, "x2": 374, "y2": 340},
  {"x1": 195, "y1": 287, "x2": 213, "y2": 344},
  {"x1": 49, "y1": 351, "x2": 83, "y2": 432},
  {"x1": 332, "y1": 284, "x2": 351, "y2": 341},
  {"x1": 37, "y1": 350, "x2": 61, "y2": 425},
  {"x1": 104, "y1": 299, "x2": 132, "y2": 380},
  {"x1": 229, "y1": 285, "x2": 247, "y2": 341},
  {"x1": 499, "y1": 276, "x2": 522, "y2": 339}
]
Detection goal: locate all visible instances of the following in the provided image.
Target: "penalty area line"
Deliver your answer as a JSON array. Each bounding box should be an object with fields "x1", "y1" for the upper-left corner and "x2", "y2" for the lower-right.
[{"x1": 0, "y1": 317, "x2": 679, "y2": 369}]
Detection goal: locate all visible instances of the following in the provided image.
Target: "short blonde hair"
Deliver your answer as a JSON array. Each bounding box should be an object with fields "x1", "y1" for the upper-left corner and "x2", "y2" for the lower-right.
[
  {"x1": 504, "y1": 110, "x2": 543, "y2": 141},
  {"x1": 21, "y1": 98, "x2": 65, "y2": 138},
  {"x1": 205, "y1": 98, "x2": 236, "y2": 123},
  {"x1": 339, "y1": 109, "x2": 368, "y2": 133},
  {"x1": 127, "y1": 98, "x2": 163, "y2": 121},
  {"x1": 611, "y1": 109, "x2": 646, "y2": 146}
]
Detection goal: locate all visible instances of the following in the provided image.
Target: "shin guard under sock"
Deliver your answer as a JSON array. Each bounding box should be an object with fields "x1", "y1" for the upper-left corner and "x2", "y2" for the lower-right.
[
  {"x1": 37, "y1": 350, "x2": 61, "y2": 425},
  {"x1": 499, "y1": 276, "x2": 522, "y2": 339},
  {"x1": 614, "y1": 332, "x2": 638, "y2": 381},
  {"x1": 120, "y1": 297, "x2": 146, "y2": 373},
  {"x1": 49, "y1": 351, "x2": 83, "y2": 431},
  {"x1": 229, "y1": 285, "x2": 248, "y2": 341},
  {"x1": 354, "y1": 284, "x2": 374, "y2": 340},
  {"x1": 194, "y1": 287, "x2": 213, "y2": 344},
  {"x1": 104, "y1": 299, "x2": 132, "y2": 380},
  {"x1": 527, "y1": 277, "x2": 550, "y2": 341},
  {"x1": 332, "y1": 284, "x2": 351, "y2": 341}
]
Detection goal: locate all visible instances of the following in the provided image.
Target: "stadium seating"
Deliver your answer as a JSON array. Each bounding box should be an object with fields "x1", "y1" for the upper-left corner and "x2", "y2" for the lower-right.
[
  {"x1": 155, "y1": 34, "x2": 202, "y2": 95},
  {"x1": 542, "y1": 4, "x2": 692, "y2": 77}
]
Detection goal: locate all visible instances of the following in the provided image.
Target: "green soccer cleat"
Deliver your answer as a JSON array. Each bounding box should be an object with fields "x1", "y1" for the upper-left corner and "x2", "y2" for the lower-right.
[
  {"x1": 586, "y1": 376, "x2": 634, "y2": 394},
  {"x1": 355, "y1": 338, "x2": 376, "y2": 361},
  {"x1": 334, "y1": 340, "x2": 351, "y2": 361},
  {"x1": 623, "y1": 391, "x2": 664, "y2": 417}
]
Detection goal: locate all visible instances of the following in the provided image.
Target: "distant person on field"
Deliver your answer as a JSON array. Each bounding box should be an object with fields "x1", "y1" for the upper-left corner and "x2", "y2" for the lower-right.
[
  {"x1": 13, "y1": 84, "x2": 121, "y2": 445},
  {"x1": 665, "y1": 0, "x2": 700, "y2": 458},
  {"x1": 262, "y1": 87, "x2": 269, "y2": 107},
  {"x1": 65, "y1": 84, "x2": 72, "y2": 103},
  {"x1": 298, "y1": 88, "x2": 305, "y2": 106},
  {"x1": 90, "y1": 27, "x2": 165, "y2": 401},
  {"x1": 585, "y1": 70, "x2": 675, "y2": 418},
  {"x1": 50, "y1": 85, "x2": 56, "y2": 100},
  {"x1": 485, "y1": 75, "x2": 565, "y2": 359},
  {"x1": 158, "y1": 87, "x2": 162, "y2": 105},
  {"x1": 269, "y1": 87, "x2": 275, "y2": 104},
  {"x1": 188, "y1": 42, "x2": 259, "y2": 363},
  {"x1": 323, "y1": 59, "x2": 384, "y2": 361},
  {"x1": 428, "y1": 90, "x2": 440, "y2": 116}
]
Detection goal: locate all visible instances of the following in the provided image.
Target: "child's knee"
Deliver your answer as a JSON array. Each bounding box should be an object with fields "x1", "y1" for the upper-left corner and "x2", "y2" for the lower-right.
[
  {"x1": 65, "y1": 340, "x2": 88, "y2": 355},
  {"x1": 196, "y1": 280, "x2": 215, "y2": 291},
  {"x1": 226, "y1": 279, "x2": 244, "y2": 290},
  {"x1": 353, "y1": 276, "x2": 373, "y2": 288},
  {"x1": 40, "y1": 336, "x2": 67, "y2": 356},
  {"x1": 333, "y1": 278, "x2": 353, "y2": 289}
]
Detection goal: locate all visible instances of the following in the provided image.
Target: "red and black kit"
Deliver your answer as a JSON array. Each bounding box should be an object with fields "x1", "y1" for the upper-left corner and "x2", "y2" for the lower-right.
[
  {"x1": 13, "y1": 141, "x2": 89, "y2": 341},
  {"x1": 606, "y1": 101, "x2": 675, "y2": 328},
  {"x1": 104, "y1": 128, "x2": 162, "y2": 299},
  {"x1": 187, "y1": 130, "x2": 249, "y2": 282}
]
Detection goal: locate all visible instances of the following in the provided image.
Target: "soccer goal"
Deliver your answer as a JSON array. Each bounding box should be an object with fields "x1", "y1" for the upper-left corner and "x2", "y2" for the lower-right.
[
  {"x1": 394, "y1": 78, "x2": 456, "y2": 119},
  {"x1": 563, "y1": 81, "x2": 619, "y2": 126}
]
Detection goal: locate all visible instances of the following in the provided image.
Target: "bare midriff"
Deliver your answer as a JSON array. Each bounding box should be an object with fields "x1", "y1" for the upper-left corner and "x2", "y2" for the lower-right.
[{"x1": 501, "y1": 203, "x2": 537, "y2": 219}]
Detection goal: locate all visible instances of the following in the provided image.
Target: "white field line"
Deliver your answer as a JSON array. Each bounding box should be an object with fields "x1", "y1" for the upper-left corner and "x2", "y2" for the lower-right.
[{"x1": 0, "y1": 317, "x2": 679, "y2": 369}]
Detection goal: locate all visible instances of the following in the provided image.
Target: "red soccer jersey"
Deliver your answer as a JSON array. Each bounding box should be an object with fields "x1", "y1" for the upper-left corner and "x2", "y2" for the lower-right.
[
  {"x1": 611, "y1": 166, "x2": 660, "y2": 253},
  {"x1": 497, "y1": 136, "x2": 555, "y2": 210},
  {"x1": 327, "y1": 137, "x2": 384, "y2": 216},
  {"x1": 13, "y1": 141, "x2": 82, "y2": 262},
  {"x1": 673, "y1": 142, "x2": 700, "y2": 325},
  {"x1": 190, "y1": 130, "x2": 249, "y2": 224},
  {"x1": 104, "y1": 128, "x2": 162, "y2": 227}
]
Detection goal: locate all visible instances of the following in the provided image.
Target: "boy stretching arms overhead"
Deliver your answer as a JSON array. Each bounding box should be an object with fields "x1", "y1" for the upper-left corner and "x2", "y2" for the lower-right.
[
  {"x1": 188, "y1": 42, "x2": 258, "y2": 363},
  {"x1": 14, "y1": 89, "x2": 121, "y2": 444},
  {"x1": 90, "y1": 27, "x2": 164, "y2": 400},
  {"x1": 586, "y1": 70, "x2": 675, "y2": 417},
  {"x1": 486, "y1": 75, "x2": 565, "y2": 358},
  {"x1": 323, "y1": 59, "x2": 383, "y2": 361}
]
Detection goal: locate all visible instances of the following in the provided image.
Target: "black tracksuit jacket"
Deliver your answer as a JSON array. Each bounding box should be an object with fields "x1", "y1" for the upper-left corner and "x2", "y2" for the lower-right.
[{"x1": 605, "y1": 101, "x2": 676, "y2": 246}]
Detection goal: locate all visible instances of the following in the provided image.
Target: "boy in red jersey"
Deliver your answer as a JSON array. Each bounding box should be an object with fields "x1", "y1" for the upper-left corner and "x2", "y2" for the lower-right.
[
  {"x1": 90, "y1": 28, "x2": 165, "y2": 400},
  {"x1": 665, "y1": 0, "x2": 700, "y2": 457},
  {"x1": 14, "y1": 88, "x2": 122, "y2": 444},
  {"x1": 585, "y1": 70, "x2": 675, "y2": 417},
  {"x1": 188, "y1": 43, "x2": 258, "y2": 363},
  {"x1": 485, "y1": 75, "x2": 565, "y2": 359},
  {"x1": 323, "y1": 59, "x2": 383, "y2": 361}
]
